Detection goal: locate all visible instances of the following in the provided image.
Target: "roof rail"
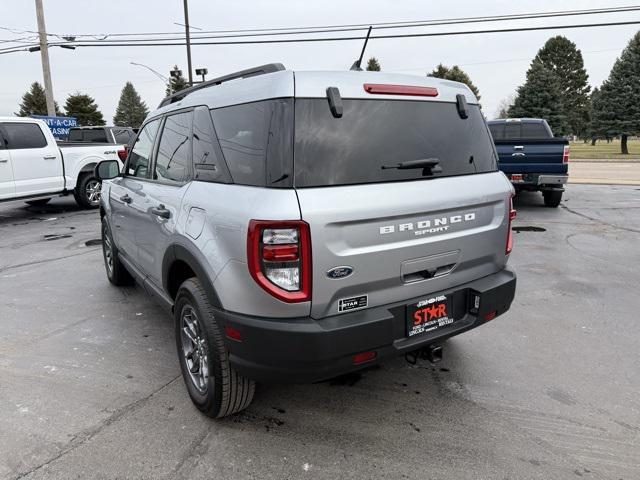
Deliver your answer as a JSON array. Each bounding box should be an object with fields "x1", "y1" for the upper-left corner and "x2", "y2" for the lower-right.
[{"x1": 158, "y1": 63, "x2": 286, "y2": 108}]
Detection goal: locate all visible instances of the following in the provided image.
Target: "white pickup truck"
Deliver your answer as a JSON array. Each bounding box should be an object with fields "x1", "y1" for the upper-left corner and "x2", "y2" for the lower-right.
[{"x1": 0, "y1": 117, "x2": 125, "y2": 208}]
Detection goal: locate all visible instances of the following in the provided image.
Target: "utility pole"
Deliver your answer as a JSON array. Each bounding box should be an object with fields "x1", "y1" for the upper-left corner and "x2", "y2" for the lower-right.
[
  {"x1": 34, "y1": 0, "x2": 56, "y2": 116},
  {"x1": 182, "y1": 0, "x2": 193, "y2": 86}
]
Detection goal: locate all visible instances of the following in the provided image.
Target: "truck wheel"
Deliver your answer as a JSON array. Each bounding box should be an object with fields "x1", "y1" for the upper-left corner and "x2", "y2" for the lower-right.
[
  {"x1": 26, "y1": 198, "x2": 51, "y2": 206},
  {"x1": 174, "y1": 278, "x2": 255, "y2": 418},
  {"x1": 543, "y1": 190, "x2": 563, "y2": 208},
  {"x1": 74, "y1": 173, "x2": 102, "y2": 209},
  {"x1": 101, "y1": 218, "x2": 134, "y2": 286}
]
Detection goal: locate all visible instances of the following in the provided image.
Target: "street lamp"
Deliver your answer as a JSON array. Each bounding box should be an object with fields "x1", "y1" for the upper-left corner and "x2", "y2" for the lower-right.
[
  {"x1": 130, "y1": 61, "x2": 173, "y2": 94},
  {"x1": 195, "y1": 68, "x2": 208, "y2": 82}
]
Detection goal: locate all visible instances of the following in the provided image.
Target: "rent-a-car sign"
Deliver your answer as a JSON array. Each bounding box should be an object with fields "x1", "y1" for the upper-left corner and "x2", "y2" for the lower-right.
[{"x1": 31, "y1": 115, "x2": 78, "y2": 140}]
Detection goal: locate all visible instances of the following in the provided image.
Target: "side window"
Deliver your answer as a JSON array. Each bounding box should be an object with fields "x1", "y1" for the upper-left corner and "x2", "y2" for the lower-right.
[
  {"x1": 211, "y1": 102, "x2": 269, "y2": 186},
  {"x1": 154, "y1": 111, "x2": 192, "y2": 183},
  {"x1": 2, "y1": 123, "x2": 48, "y2": 149},
  {"x1": 192, "y1": 106, "x2": 232, "y2": 183},
  {"x1": 127, "y1": 119, "x2": 160, "y2": 178}
]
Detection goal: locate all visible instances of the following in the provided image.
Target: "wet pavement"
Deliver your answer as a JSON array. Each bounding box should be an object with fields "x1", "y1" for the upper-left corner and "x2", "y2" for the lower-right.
[{"x1": 1, "y1": 185, "x2": 639, "y2": 479}]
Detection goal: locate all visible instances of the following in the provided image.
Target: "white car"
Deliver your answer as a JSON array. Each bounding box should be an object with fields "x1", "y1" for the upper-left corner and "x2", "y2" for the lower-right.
[{"x1": 0, "y1": 117, "x2": 125, "y2": 208}]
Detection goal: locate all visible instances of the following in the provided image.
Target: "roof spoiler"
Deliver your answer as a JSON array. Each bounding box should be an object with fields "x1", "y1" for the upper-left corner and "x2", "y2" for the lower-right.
[{"x1": 158, "y1": 63, "x2": 286, "y2": 108}]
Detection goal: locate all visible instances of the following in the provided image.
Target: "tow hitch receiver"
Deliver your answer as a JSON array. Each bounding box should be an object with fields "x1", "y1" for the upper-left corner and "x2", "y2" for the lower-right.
[
  {"x1": 424, "y1": 344, "x2": 443, "y2": 363},
  {"x1": 405, "y1": 344, "x2": 444, "y2": 365}
]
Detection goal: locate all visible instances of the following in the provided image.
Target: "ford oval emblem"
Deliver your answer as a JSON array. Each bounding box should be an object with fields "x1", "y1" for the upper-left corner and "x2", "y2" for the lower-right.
[{"x1": 326, "y1": 266, "x2": 354, "y2": 279}]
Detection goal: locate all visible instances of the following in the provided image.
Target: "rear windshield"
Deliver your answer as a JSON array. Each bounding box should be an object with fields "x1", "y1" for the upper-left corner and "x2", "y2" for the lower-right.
[
  {"x1": 294, "y1": 99, "x2": 497, "y2": 187},
  {"x1": 68, "y1": 129, "x2": 108, "y2": 143},
  {"x1": 489, "y1": 122, "x2": 551, "y2": 140},
  {"x1": 208, "y1": 98, "x2": 497, "y2": 188}
]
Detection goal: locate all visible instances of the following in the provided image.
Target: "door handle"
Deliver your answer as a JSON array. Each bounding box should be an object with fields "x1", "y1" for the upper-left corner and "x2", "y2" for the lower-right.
[
  {"x1": 511, "y1": 152, "x2": 526, "y2": 157},
  {"x1": 120, "y1": 194, "x2": 133, "y2": 204},
  {"x1": 43, "y1": 155, "x2": 57, "y2": 160},
  {"x1": 151, "y1": 205, "x2": 171, "y2": 219},
  {"x1": 0, "y1": 158, "x2": 8, "y2": 163}
]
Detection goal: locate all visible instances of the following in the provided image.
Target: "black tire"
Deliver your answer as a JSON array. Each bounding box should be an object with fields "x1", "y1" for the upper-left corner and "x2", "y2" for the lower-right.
[
  {"x1": 26, "y1": 198, "x2": 51, "y2": 206},
  {"x1": 543, "y1": 190, "x2": 563, "y2": 208},
  {"x1": 101, "y1": 218, "x2": 134, "y2": 286},
  {"x1": 174, "y1": 278, "x2": 255, "y2": 418},
  {"x1": 74, "y1": 173, "x2": 102, "y2": 209}
]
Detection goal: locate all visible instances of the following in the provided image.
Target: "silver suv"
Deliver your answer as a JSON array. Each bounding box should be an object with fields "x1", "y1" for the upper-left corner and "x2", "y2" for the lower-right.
[{"x1": 96, "y1": 64, "x2": 517, "y2": 418}]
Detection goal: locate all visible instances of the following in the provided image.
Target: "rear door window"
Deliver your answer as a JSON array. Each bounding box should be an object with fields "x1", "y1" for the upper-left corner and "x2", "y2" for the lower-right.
[
  {"x1": 154, "y1": 111, "x2": 192, "y2": 183},
  {"x1": 294, "y1": 99, "x2": 497, "y2": 187},
  {"x1": 127, "y1": 119, "x2": 160, "y2": 178},
  {"x1": 1, "y1": 123, "x2": 48, "y2": 149}
]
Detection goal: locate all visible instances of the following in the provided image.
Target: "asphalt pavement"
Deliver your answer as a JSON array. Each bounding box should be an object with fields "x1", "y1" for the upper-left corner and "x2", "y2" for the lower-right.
[{"x1": 0, "y1": 185, "x2": 639, "y2": 480}]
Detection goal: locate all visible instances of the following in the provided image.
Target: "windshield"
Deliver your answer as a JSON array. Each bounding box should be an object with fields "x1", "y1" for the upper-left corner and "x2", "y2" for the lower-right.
[{"x1": 293, "y1": 99, "x2": 497, "y2": 188}]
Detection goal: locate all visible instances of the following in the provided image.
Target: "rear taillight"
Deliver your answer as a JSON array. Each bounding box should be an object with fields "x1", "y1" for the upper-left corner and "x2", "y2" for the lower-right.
[
  {"x1": 506, "y1": 195, "x2": 517, "y2": 255},
  {"x1": 363, "y1": 84, "x2": 439, "y2": 97},
  {"x1": 562, "y1": 145, "x2": 570, "y2": 164},
  {"x1": 247, "y1": 220, "x2": 311, "y2": 303},
  {"x1": 117, "y1": 148, "x2": 128, "y2": 162}
]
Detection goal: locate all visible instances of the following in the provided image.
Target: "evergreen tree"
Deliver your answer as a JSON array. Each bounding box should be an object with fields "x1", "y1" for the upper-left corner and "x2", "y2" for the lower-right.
[
  {"x1": 591, "y1": 31, "x2": 640, "y2": 154},
  {"x1": 16, "y1": 82, "x2": 61, "y2": 116},
  {"x1": 166, "y1": 65, "x2": 189, "y2": 96},
  {"x1": 366, "y1": 57, "x2": 381, "y2": 71},
  {"x1": 533, "y1": 36, "x2": 591, "y2": 137},
  {"x1": 508, "y1": 60, "x2": 567, "y2": 135},
  {"x1": 113, "y1": 82, "x2": 149, "y2": 128},
  {"x1": 428, "y1": 64, "x2": 481, "y2": 100},
  {"x1": 64, "y1": 93, "x2": 105, "y2": 126}
]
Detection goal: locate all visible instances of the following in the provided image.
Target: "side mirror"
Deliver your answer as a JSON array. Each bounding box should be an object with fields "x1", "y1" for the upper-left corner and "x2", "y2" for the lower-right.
[{"x1": 95, "y1": 160, "x2": 120, "y2": 181}]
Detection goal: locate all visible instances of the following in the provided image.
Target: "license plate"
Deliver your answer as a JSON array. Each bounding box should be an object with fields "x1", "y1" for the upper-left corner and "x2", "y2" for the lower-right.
[
  {"x1": 510, "y1": 174, "x2": 524, "y2": 183},
  {"x1": 407, "y1": 295, "x2": 453, "y2": 337}
]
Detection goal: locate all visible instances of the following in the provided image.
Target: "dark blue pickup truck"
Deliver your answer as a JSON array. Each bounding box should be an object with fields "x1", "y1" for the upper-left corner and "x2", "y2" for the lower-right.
[{"x1": 488, "y1": 118, "x2": 569, "y2": 207}]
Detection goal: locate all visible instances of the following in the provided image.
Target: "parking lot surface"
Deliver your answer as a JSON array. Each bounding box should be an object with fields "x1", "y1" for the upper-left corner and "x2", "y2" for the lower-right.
[{"x1": 1, "y1": 185, "x2": 639, "y2": 480}]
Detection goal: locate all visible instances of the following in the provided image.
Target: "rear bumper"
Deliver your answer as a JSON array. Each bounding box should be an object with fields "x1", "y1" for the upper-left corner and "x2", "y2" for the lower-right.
[
  {"x1": 508, "y1": 173, "x2": 568, "y2": 189},
  {"x1": 218, "y1": 267, "x2": 517, "y2": 383}
]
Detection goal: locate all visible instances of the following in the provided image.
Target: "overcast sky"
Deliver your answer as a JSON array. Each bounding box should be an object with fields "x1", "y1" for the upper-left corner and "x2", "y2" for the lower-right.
[{"x1": 1, "y1": 0, "x2": 638, "y2": 122}]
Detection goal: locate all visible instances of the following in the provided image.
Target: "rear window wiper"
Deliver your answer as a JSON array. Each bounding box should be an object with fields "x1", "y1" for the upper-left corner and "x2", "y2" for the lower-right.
[{"x1": 381, "y1": 158, "x2": 443, "y2": 176}]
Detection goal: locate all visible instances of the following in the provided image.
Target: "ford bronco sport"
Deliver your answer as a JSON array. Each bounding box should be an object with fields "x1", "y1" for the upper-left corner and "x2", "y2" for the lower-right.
[{"x1": 96, "y1": 64, "x2": 517, "y2": 418}]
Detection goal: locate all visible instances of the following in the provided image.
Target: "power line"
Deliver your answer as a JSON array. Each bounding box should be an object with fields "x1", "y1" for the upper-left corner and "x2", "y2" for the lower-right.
[
  {"x1": 2, "y1": 11, "x2": 640, "y2": 55},
  {"x1": 42, "y1": 19, "x2": 640, "y2": 49},
  {"x1": 2, "y1": 4, "x2": 639, "y2": 44}
]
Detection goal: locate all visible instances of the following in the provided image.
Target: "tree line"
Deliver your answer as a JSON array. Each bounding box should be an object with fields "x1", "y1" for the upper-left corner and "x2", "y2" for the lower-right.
[
  {"x1": 16, "y1": 32, "x2": 640, "y2": 153},
  {"x1": 16, "y1": 81, "x2": 150, "y2": 128}
]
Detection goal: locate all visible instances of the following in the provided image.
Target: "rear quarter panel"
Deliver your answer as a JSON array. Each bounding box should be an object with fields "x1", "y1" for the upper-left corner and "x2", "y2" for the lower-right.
[{"x1": 178, "y1": 182, "x2": 308, "y2": 318}]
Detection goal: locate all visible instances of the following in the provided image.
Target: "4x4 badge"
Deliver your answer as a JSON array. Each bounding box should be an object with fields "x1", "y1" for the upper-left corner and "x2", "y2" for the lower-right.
[{"x1": 326, "y1": 266, "x2": 354, "y2": 279}]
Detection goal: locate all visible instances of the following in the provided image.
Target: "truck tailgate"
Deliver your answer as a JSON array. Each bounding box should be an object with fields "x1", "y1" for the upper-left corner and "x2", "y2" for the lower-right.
[{"x1": 495, "y1": 139, "x2": 568, "y2": 174}]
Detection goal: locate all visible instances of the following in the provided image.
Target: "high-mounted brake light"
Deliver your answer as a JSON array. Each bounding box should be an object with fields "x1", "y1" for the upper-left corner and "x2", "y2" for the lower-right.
[
  {"x1": 363, "y1": 84, "x2": 439, "y2": 97},
  {"x1": 247, "y1": 220, "x2": 312, "y2": 303},
  {"x1": 562, "y1": 145, "x2": 570, "y2": 164},
  {"x1": 506, "y1": 195, "x2": 517, "y2": 255}
]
